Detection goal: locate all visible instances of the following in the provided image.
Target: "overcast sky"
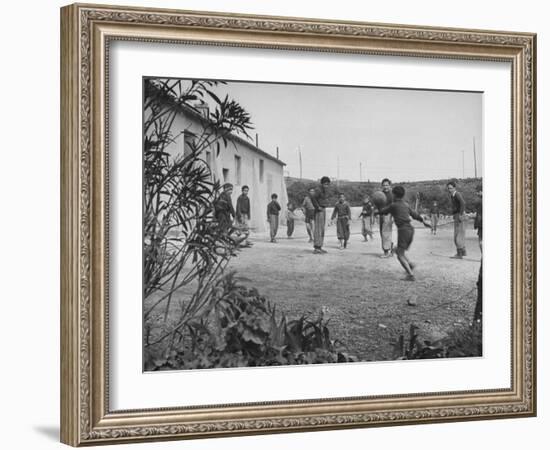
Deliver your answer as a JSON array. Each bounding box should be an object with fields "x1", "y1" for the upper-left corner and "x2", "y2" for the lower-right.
[{"x1": 204, "y1": 80, "x2": 482, "y2": 183}]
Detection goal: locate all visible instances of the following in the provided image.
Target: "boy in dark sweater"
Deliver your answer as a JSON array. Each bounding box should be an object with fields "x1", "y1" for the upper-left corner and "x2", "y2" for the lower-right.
[
  {"x1": 235, "y1": 185, "x2": 252, "y2": 247},
  {"x1": 266, "y1": 193, "x2": 281, "y2": 243},
  {"x1": 311, "y1": 176, "x2": 331, "y2": 254},
  {"x1": 378, "y1": 186, "x2": 432, "y2": 281},
  {"x1": 214, "y1": 183, "x2": 236, "y2": 232},
  {"x1": 331, "y1": 193, "x2": 352, "y2": 249},
  {"x1": 235, "y1": 185, "x2": 251, "y2": 228}
]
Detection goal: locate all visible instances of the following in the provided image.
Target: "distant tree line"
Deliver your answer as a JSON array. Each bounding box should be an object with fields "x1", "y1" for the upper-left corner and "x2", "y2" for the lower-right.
[{"x1": 286, "y1": 177, "x2": 482, "y2": 214}]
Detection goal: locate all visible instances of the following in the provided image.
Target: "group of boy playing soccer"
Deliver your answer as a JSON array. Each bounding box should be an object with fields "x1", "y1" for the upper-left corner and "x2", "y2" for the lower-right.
[{"x1": 214, "y1": 176, "x2": 480, "y2": 282}]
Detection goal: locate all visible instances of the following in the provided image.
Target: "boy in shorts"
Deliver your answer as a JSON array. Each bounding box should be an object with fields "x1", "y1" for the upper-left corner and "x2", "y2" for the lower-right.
[{"x1": 378, "y1": 186, "x2": 432, "y2": 281}]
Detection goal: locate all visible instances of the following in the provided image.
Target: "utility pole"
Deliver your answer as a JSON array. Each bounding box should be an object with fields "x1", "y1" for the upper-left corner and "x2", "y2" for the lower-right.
[
  {"x1": 473, "y1": 137, "x2": 478, "y2": 178},
  {"x1": 461, "y1": 149, "x2": 465, "y2": 178},
  {"x1": 359, "y1": 162, "x2": 362, "y2": 182},
  {"x1": 298, "y1": 146, "x2": 303, "y2": 179}
]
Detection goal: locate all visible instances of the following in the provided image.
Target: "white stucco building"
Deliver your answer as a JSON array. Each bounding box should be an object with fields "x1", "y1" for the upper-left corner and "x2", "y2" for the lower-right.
[{"x1": 162, "y1": 103, "x2": 288, "y2": 233}]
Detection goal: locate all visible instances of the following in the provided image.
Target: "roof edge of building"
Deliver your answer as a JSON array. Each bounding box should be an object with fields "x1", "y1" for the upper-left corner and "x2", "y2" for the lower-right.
[{"x1": 179, "y1": 103, "x2": 286, "y2": 167}]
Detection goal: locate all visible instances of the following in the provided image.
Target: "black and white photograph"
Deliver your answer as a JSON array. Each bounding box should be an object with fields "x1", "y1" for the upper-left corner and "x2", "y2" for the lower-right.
[{"x1": 143, "y1": 77, "x2": 483, "y2": 371}]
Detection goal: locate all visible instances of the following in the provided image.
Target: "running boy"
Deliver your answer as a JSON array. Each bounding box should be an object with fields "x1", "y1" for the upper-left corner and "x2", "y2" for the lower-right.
[
  {"x1": 266, "y1": 193, "x2": 281, "y2": 243},
  {"x1": 378, "y1": 186, "x2": 432, "y2": 281},
  {"x1": 331, "y1": 193, "x2": 352, "y2": 249}
]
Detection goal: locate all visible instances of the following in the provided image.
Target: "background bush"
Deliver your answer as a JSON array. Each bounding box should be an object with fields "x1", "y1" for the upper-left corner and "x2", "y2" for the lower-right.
[{"x1": 286, "y1": 176, "x2": 482, "y2": 213}]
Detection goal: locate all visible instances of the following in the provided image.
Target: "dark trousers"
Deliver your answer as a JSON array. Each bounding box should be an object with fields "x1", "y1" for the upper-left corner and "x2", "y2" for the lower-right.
[
  {"x1": 269, "y1": 214, "x2": 279, "y2": 240},
  {"x1": 336, "y1": 217, "x2": 350, "y2": 242},
  {"x1": 313, "y1": 209, "x2": 326, "y2": 249}
]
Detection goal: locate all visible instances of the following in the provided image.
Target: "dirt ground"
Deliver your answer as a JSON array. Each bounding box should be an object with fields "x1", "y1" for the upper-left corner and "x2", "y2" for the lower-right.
[{"x1": 226, "y1": 217, "x2": 481, "y2": 361}]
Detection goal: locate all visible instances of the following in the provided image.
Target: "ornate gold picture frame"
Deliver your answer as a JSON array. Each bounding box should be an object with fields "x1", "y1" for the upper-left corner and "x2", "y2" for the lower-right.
[{"x1": 60, "y1": 3, "x2": 536, "y2": 446}]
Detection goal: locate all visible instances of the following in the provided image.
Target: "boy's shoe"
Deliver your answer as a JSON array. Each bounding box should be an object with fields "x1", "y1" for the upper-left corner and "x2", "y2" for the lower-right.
[
  {"x1": 380, "y1": 252, "x2": 391, "y2": 258},
  {"x1": 403, "y1": 274, "x2": 416, "y2": 282},
  {"x1": 313, "y1": 249, "x2": 323, "y2": 254},
  {"x1": 450, "y1": 254, "x2": 463, "y2": 259}
]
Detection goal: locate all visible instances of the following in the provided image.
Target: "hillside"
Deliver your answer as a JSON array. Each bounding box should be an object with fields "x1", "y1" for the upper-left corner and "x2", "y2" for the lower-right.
[{"x1": 286, "y1": 176, "x2": 482, "y2": 214}]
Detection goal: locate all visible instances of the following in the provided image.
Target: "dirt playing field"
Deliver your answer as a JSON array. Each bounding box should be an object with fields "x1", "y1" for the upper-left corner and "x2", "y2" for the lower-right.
[{"x1": 226, "y1": 217, "x2": 481, "y2": 361}]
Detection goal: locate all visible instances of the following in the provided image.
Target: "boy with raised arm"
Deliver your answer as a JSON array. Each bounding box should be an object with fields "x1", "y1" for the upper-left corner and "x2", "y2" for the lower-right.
[{"x1": 378, "y1": 185, "x2": 432, "y2": 281}]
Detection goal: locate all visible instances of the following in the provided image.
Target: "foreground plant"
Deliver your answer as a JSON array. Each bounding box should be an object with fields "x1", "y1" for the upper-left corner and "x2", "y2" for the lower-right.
[
  {"x1": 145, "y1": 273, "x2": 357, "y2": 370},
  {"x1": 393, "y1": 322, "x2": 482, "y2": 360}
]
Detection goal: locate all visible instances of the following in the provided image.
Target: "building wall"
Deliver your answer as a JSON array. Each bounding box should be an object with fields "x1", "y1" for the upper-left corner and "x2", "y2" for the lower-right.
[{"x1": 161, "y1": 109, "x2": 288, "y2": 233}]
